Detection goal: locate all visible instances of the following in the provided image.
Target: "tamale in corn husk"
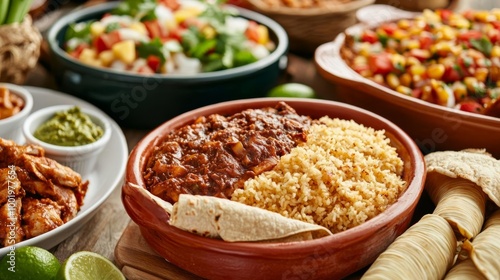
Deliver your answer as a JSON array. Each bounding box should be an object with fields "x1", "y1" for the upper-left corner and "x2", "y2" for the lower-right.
[
  {"x1": 425, "y1": 172, "x2": 486, "y2": 240},
  {"x1": 361, "y1": 214, "x2": 457, "y2": 280},
  {"x1": 444, "y1": 258, "x2": 487, "y2": 280},
  {"x1": 461, "y1": 209, "x2": 500, "y2": 280}
]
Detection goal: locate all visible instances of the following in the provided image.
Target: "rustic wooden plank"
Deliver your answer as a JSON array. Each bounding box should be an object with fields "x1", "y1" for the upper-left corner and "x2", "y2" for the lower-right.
[{"x1": 115, "y1": 222, "x2": 202, "y2": 280}]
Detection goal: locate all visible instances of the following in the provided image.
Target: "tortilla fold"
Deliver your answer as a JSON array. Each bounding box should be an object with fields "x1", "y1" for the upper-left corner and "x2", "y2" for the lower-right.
[{"x1": 170, "y1": 194, "x2": 333, "y2": 242}]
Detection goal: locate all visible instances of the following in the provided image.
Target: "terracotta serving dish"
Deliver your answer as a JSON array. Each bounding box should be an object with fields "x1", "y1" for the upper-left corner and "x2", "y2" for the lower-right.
[
  {"x1": 315, "y1": 4, "x2": 500, "y2": 158},
  {"x1": 122, "y1": 98, "x2": 426, "y2": 280}
]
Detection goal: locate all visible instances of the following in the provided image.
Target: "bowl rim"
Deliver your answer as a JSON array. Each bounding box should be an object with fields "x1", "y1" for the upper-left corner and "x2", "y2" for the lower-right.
[
  {"x1": 0, "y1": 83, "x2": 33, "y2": 126},
  {"x1": 46, "y1": 1, "x2": 289, "y2": 82},
  {"x1": 314, "y1": 6, "x2": 500, "y2": 129},
  {"x1": 123, "y1": 97, "x2": 426, "y2": 254},
  {"x1": 247, "y1": 0, "x2": 375, "y2": 17},
  {"x1": 22, "y1": 104, "x2": 112, "y2": 154}
]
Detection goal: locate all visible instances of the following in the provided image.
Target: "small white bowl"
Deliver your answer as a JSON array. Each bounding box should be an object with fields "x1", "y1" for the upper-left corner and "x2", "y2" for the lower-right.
[
  {"x1": 0, "y1": 83, "x2": 33, "y2": 143},
  {"x1": 23, "y1": 105, "x2": 112, "y2": 175}
]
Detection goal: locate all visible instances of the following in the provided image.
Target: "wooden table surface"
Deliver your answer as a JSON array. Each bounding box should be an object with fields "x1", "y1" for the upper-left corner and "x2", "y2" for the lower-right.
[{"x1": 21, "y1": 0, "x2": 491, "y2": 274}]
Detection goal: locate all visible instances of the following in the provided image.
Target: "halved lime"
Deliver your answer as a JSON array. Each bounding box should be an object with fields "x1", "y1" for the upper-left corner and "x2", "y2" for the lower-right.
[
  {"x1": 0, "y1": 246, "x2": 61, "y2": 280},
  {"x1": 56, "y1": 251, "x2": 125, "y2": 280},
  {"x1": 267, "y1": 83, "x2": 317, "y2": 98}
]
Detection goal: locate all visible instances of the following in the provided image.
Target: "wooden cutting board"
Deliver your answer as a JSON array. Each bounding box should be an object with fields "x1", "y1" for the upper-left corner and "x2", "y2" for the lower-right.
[{"x1": 114, "y1": 221, "x2": 202, "y2": 280}]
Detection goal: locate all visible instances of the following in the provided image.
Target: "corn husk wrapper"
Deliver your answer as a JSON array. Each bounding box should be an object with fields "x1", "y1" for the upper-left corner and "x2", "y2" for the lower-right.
[
  {"x1": 361, "y1": 214, "x2": 457, "y2": 280},
  {"x1": 425, "y1": 173, "x2": 486, "y2": 240},
  {"x1": 461, "y1": 210, "x2": 500, "y2": 280},
  {"x1": 444, "y1": 258, "x2": 487, "y2": 280},
  {"x1": 424, "y1": 149, "x2": 500, "y2": 207}
]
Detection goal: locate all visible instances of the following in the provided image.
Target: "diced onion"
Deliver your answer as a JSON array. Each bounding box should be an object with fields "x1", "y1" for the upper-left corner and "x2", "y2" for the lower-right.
[
  {"x1": 100, "y1": 15, "x2": 134, "y2": 26},
  {"x1": 173, "y1": 53, "x2": 201, "y2": 74},
  {"x1": 251, "y1": 44, "x2": 270, "y2": 60},
  {"x1": 118, "y1": 28, "x2": 150, "y2": 43},
  {"x1": 225, "y1": 17, "x2": 249, "y2": 35}
]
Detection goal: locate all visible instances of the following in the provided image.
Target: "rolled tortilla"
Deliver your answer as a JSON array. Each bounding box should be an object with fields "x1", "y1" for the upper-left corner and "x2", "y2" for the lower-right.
[
  {"x1": 461, "y1": 209, "x2": 500, "y2": 280},
  {"x1": 170, "y1": 194, "x2": 333, "y2": 242},
  {"x1": 425, "y1": 172, "x2": 486, "y2": 240},
  {"x1": 361, "y1": 214, "x2": 457, "y2": 280}
]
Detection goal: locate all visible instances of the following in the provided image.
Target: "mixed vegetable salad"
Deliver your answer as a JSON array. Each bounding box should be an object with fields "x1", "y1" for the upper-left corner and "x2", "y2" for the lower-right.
[
  {"x1": 342, "y1": 9, "x2": 500, "y2": 116},
  {"x1": 63, "y1": 0, "x2": 275, "y2": 75}
]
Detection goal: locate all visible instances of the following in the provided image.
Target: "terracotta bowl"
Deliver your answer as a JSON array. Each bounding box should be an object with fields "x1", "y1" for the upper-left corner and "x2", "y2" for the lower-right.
[
  {"x1": 315, "y1": 4, "x2": 500, "y2": 158},
  {"x1": 122, "y1": 98, "x2": 426, "y2": 280}
]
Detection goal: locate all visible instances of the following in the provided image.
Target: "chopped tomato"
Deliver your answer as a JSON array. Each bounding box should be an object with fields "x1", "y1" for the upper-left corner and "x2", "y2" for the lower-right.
[
  {"x1": 492, "y1": 21, "x2": 500, "y2": 30},
  {"x1": 442, "y1": 65, "x2": 463, "y2": 83},
  {"x1": 458, "y1": 30, "x2": 483, "y2": 42},
  {"x1": 144, "y1": 20, "x2": 168, "y2": 39},
  {"x1": 69, "y1": 43, "x2": 88, "y2": 58},
  {"x1": 245, "y1": 21, "x2": 260, "y2": 42},
  {"x1": 488, "y1": 29, "x2": 500, "y2": 44},
  {"x1": 462, "y1": 10, "x2": 475, "y2": 21},
  {"x1": 368, "y1": 53, "x2": 394, "y2": 75},
  {"x1": 361, "y1": 30, "x2": 378, "y2": 44},
  {"x1": 93, "y1": 31, "x2": 121, "y2": 53},
  {"x1": 459, "y1": 100, "x2": 483, "y2": 113},
  {"x1": 380, "y1": 23, "x2": 398, "y2": 35},
  {"x1": 438, "y1": 9, "x2": 453, "y2": 21},
  {"x1": 159, "y1": 0, "x2": 180, "y2": 10},
  {"x1": 147, "y1": 55, "x2": 162, "y2": 72},
  {"x1": 168, "y1": 27, "x2": 185, "y2": 41},
  {"x1": 419, "y1": 34, "x2": 433, "y2": 50}
]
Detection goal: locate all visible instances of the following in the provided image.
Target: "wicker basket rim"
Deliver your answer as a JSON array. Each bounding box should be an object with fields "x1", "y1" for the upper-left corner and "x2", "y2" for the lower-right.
[{"x1": 246, "y1": 0, "x2": 375, "y2": 16}]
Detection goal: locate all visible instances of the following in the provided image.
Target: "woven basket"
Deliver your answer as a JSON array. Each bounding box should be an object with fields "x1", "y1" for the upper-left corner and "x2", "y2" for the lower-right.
[
  {"x1": 0, "y1": 15, "x2": 42, "y2": 84},
  {"x1": 245, "y1": 0, "x2": 375, "y2": 54}
]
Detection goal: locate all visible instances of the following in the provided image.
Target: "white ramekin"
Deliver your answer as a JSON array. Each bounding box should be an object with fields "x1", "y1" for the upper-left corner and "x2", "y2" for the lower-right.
[
  {"x1": 23, "y1": 105, "x2": 112, "y2": 175},
  {"x1": 0, "y1": 83, "x2": 34, "y2": 143}
]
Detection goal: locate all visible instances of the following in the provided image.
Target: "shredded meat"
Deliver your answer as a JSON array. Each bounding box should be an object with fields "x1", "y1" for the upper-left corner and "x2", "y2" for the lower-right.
[
  {"x1": 143, "y1": 102, "x2": 314, "y2": 203},
  {"x1": 0, "y1": 138, "x2": 88, "y2": 247}
]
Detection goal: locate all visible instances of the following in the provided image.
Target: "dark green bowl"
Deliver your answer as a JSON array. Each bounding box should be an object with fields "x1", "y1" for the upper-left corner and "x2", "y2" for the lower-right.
[{"x1": 47, "y1": 2, "x2": 288, "y2": 129}]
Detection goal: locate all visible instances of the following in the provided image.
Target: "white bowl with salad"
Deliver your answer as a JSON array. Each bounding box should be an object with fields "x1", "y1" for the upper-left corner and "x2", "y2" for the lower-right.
[{"x1": 47, "y1": 0, "x2": 288, "y2": 129}]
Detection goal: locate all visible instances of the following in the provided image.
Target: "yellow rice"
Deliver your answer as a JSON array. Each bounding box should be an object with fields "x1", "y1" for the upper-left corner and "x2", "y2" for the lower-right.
[{"x1": 231, "y1": 116, "x2": 407, "y2": 233}]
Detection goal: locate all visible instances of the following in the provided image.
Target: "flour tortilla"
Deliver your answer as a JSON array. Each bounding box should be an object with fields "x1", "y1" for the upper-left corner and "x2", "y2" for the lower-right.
[
  {"x1": 129, "y1": 184, "x2": 332, "y2": 242},
  {"x1": 170, "y1": 194, "x2": 333, "y2": 242}
]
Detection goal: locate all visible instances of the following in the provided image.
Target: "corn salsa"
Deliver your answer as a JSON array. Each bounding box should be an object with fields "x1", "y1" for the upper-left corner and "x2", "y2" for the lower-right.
[{"x1": 342, "y1": 9, "x2": 500, "y2": 117}]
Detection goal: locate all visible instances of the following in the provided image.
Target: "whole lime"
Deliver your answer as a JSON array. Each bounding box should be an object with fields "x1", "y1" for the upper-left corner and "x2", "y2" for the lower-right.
[
  {"x1": 56, "y1": 251, "x2": 125, "y2": 280},
  {"x1": 267, "y1": 83, "x2": 317, "y2": 98},
  {"x1": 0, "y1": 246, "x2": 61, "y2": 280}
]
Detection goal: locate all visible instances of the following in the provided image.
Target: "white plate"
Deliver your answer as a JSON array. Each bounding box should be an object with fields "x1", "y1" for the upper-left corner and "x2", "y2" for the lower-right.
[{"x1": 0, "y1": 86, "x2": 128, "y2": 256}]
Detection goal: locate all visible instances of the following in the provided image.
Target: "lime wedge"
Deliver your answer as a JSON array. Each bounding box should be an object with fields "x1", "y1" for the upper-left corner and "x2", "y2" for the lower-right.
[
  {"x1": 267, "y1": 83, "x2": 317, "y2": 98},
  {"x1": 56, "y1": 251, "x2": 125, "y2": 280}
]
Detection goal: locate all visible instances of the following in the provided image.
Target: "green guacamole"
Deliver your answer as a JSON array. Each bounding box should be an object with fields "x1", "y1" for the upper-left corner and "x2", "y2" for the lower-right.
[{"x1": 34, "y1": 106, "x2": 104, "y2": 146}]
